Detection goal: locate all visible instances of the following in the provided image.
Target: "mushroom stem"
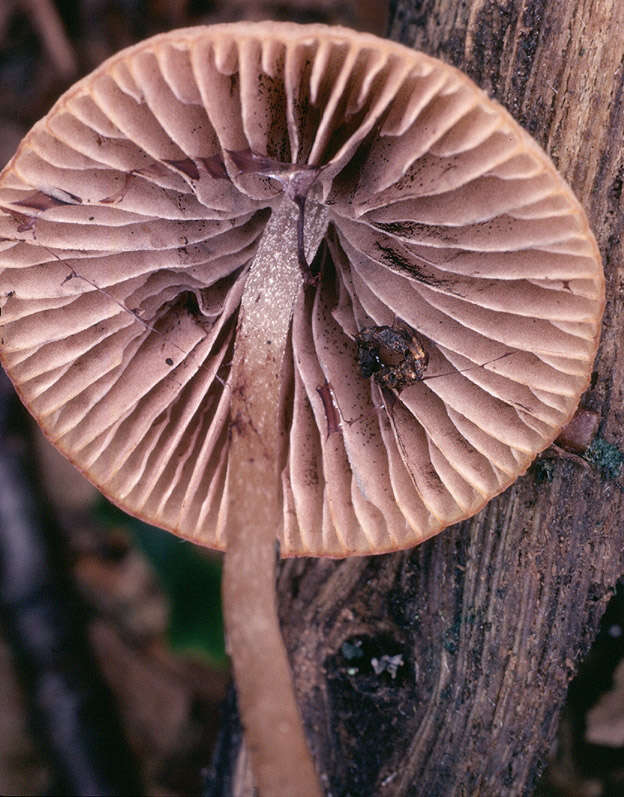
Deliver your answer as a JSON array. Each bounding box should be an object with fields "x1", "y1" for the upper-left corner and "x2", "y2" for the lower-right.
[{"x1": 223, "y1": 197, "x2": 328, "y2": 796}]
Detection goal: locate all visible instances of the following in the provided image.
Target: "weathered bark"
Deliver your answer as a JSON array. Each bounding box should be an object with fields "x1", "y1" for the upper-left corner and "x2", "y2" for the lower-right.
[{"x1": 220, "y1": 2, "x2": 624, "y2": 794}]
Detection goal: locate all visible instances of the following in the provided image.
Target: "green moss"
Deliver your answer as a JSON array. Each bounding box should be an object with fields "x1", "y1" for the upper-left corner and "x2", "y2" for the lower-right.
[
  {"x1": 583, "y1": 437, "x2": 624, "y2": 480},
  {"x1": 532, "y1": 457, "x2": 555, "y2": 483}
]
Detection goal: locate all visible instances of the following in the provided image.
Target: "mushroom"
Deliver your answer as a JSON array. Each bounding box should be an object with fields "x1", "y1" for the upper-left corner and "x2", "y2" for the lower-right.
[{"x1": 0, "y1": 21, "x2": 604, "y2": 796}]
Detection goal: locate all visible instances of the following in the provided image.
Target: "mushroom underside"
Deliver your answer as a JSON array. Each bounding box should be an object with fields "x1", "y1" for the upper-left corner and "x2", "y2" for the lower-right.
[{"x1": 0, "y1": 23, "x2": 603, "y2": 558}]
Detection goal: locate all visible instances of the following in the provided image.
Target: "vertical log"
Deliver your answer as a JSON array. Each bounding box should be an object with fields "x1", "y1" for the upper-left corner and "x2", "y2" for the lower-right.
[{"x1": 220, "y1": 3, "x2": 624, "y2": 794}]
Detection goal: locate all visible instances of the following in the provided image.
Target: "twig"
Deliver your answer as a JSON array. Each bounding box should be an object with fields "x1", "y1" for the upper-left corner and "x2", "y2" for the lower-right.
[
  {"x1": 19, "y1": 0, "x2": 78, "y2": 78},
  {"x1": 0, "y1": 0, "x2": 18, "y2": 43}
]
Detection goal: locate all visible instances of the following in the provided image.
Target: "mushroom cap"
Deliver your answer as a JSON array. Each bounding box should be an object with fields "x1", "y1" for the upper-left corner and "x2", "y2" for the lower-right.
[{"x1": 0, "y1": 22, "x2": 604, "y2": 556}]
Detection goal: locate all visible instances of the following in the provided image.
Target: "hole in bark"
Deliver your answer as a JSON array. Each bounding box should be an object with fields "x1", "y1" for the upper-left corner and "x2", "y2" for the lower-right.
[{"x1": 331, "y1": 633, "x2": 408, "y2": 692}]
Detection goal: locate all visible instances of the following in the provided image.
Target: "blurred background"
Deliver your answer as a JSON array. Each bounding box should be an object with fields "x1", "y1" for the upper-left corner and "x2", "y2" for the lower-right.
[{"x1": 0, "y1": 2, "x2": 622, "y2": 795}]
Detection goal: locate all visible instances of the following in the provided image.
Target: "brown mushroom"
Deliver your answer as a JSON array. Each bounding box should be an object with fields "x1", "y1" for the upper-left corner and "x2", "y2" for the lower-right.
[{"x1": 0, "y1": 21, "x2": 604, "y2": 796}]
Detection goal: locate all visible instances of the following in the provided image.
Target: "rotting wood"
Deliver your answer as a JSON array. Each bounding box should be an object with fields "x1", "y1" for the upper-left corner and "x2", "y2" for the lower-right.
[{"x1": 216, "y1": 2, "x2": 624, "y2": 794}]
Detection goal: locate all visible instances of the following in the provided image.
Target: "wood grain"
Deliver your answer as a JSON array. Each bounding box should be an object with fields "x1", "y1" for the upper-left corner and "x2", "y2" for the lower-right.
[{"x1": 221, "y1": 2, "x2": 624, "y2": 794}]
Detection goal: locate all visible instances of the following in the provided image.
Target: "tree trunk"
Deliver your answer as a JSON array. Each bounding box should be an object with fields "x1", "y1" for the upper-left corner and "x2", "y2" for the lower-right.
[{"x1": 218, "y1": 2, "x2": 624, "y2": 794}]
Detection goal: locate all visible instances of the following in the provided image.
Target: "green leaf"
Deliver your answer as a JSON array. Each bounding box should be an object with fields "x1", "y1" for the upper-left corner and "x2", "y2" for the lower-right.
[{"x1": 96, "y1": 500, "x2": 227, "y2": 666}]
